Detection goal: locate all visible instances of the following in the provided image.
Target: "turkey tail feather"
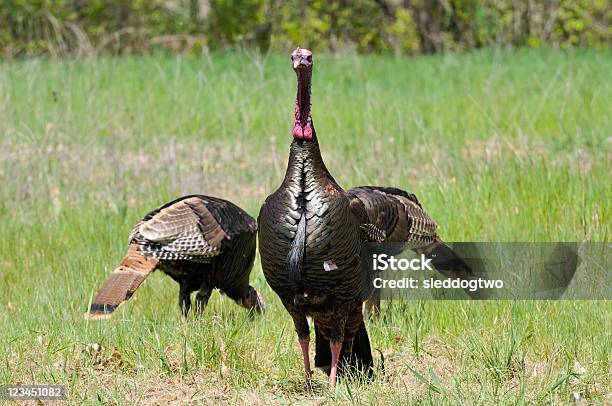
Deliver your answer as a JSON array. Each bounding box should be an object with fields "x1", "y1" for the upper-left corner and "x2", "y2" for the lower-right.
[
  {"x1": 423, "y1": 237, "x2": 473, "y2": 280},
  {"x1": 86, "y1": 244, "x2": 159, "y2": 320}
]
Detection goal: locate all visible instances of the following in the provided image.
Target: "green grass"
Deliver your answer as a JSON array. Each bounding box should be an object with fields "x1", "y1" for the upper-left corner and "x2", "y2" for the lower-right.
[{"x1": 0, "y1": 48, "x2": 610, "y2": 404}]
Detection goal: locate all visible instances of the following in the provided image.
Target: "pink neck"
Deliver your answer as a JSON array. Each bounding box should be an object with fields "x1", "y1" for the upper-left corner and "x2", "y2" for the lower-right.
[
  {"x1": 293, "y1": 108, "x2": 312, "y2": 140},
  {"x1": 292, "y1": 70, "x2": 313, "y2": 140}
]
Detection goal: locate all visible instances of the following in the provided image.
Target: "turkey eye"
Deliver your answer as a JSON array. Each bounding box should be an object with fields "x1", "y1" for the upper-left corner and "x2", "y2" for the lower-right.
[{"x1": 307, "y1": 55, "x2": 312, "y2": 62}]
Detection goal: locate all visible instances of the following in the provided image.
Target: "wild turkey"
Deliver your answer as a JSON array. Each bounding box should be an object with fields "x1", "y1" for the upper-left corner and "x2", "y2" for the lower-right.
[
  {"x1": 87, "y1": 195, "x2": 263, "y2": 319},
  {"x1": 258, "y1": 48, "x2": 380, "y2": 387},
  {"x1": 347, "y1": 186, "x2": 474, "y2": 313}
]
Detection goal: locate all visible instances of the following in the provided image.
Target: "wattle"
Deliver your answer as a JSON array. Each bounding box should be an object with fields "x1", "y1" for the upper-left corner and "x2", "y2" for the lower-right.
[{"x1": 292, "y1": 123, "x2": 313, "y2": 140}]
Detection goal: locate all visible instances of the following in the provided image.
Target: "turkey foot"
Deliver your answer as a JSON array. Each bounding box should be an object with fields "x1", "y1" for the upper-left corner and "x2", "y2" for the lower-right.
[
  {"x1": 298, "y1": 336, "x2": 313, "y2": 386},
  {"x1": 329, "y1": 341, "x2": 342, "y2": 388}
]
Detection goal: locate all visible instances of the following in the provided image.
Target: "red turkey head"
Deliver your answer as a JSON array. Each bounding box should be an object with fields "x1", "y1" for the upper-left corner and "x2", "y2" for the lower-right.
[{"x1": 291, "y1": 47, "x2": 313, "y2": 141}]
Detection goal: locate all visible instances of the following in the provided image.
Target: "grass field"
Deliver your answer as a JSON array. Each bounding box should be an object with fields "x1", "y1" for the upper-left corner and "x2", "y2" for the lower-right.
[{"x1": 0, "y1": 48, "x2": 610, "y2": 404}]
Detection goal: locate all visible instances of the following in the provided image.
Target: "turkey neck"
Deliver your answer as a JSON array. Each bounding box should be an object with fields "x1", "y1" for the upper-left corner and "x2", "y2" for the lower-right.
[
  {"x1": 295, "y1": 69, "x2": 311, "y2": 126},
  {"x1": 283, "y1": 65, "x2": 338, "y2": 205}
]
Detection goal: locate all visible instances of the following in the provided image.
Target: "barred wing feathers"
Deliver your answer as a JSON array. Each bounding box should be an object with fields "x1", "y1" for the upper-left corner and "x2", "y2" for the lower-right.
[
  {"x1": 130, "y1": 196, "x2": 228, "y2": 261},
  {"x1": 348, "y1": 186, "x2": 438, "y2": 249}
]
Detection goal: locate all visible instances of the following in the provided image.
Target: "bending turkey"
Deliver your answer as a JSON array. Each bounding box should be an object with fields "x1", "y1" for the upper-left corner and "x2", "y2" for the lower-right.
[
  {"x1": 87, "y1": 195, "x2": 263, "y2": 319},
  {"x1": 347, "y1": 186, "x2": 475, "y2": 313},
  {"x1": 258, "y1": 48, "x2": 381, "y2": 387}
]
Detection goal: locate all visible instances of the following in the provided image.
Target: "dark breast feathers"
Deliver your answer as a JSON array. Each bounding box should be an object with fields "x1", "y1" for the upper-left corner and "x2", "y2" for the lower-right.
[{"x1": 258, "y1": 142, "x2": 364, "y2": 310}]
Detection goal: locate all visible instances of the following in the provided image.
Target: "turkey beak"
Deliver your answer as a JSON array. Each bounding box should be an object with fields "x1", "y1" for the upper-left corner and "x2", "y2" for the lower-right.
[{"x1": 293, "y1": 59, "x2": 302, "y2": 69}]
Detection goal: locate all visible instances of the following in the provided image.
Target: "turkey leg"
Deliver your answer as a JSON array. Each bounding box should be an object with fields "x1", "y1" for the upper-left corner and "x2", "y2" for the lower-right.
[
  {"x1": 329, "y1": 341, "x2": 343, "y2": 387},
  {"x1": 298, "y1": 337, "x2": 312, "y2": 382},
  {"x1": 178, "y1": 283, "x2": 192, "y2": 317},
  {"x1": 364, "y1": 287, "x2": 381, "y2": 317},
  {"x1": 195, "y1": 283, "x2": 212, "y2": 314},
  {"x1": 291, "y1": 313, "x2": 312, "y2": 383}
]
